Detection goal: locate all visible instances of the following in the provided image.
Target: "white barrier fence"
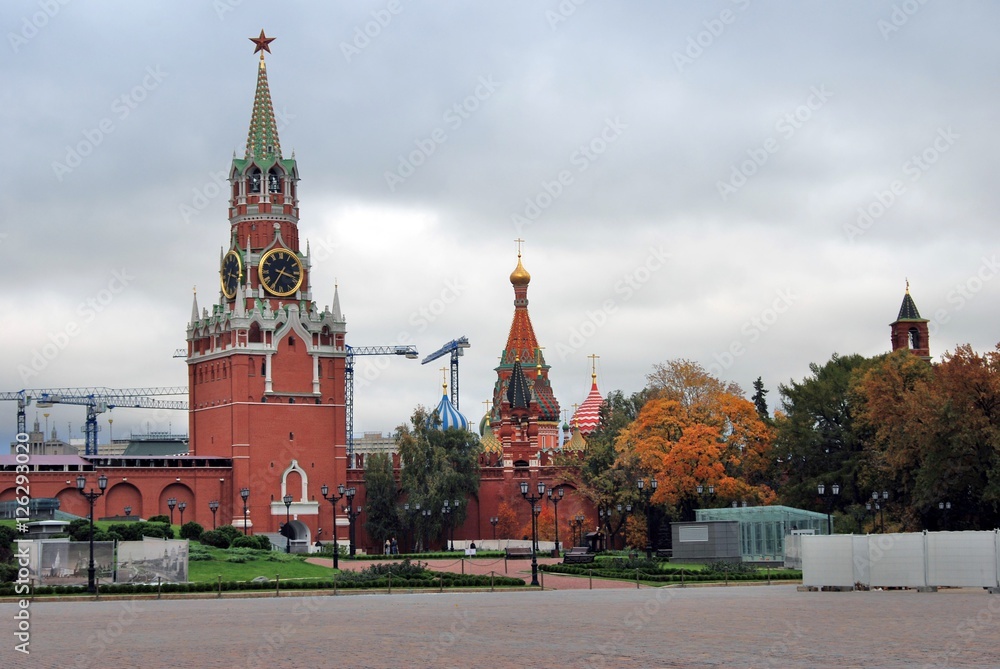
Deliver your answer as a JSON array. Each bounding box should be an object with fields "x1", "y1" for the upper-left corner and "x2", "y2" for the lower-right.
[{"x1": 802, "y1": 531, "x2": 1000, "y2": 589}]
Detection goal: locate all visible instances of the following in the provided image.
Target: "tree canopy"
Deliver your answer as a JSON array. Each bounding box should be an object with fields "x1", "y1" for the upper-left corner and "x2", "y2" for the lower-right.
[{"x1": 395, "y1": 406, "x2": 482, "y2": 549}]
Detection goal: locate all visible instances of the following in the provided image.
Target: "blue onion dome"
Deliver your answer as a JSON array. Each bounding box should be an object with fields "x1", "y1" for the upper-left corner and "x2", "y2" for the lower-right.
[{"x1": 427, "y1": 383, "x2": 471, "y2": 431}]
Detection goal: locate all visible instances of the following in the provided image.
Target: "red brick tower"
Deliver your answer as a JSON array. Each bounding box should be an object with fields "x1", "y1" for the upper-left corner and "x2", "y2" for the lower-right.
[
  {"x1": 890, "y1": 281, "x2": 931, "y2": 362},
  {"x1": 490, "y1": 245, "x2": 561, "y2": 466},
  {"x1": 185, "y1": 33, "x2": 347, "y2": 543}
]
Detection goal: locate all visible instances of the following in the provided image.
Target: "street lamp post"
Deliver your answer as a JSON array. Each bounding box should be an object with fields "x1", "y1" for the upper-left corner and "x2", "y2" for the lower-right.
[
  {"x1": 520, "y1": 479, "x2": 546, "y2": 587},
  {"x1": 320, "y1": 484, "x2": 345, "y2": 569},
  {"x1": 208, "y1": 500, "x2": 219, "y2": 529},
  {"x1": 441, "y1": 499, "x2": 461, "y2": 551},
  {"x1": 178, "y1": 501, "x2": 187, "y2": 526},
  {"x1": 490, "y1": 516, "x2": 499, "y2": 542},
  {"x1": 695, "y1": 484, "x2": 715, "y2": 521},
  {"x1": 408, "y1": 502, "x2": 421, "y2": 553},
  {"x1": 638, "y1": 477, "x2": 658, "y2": 558},
  {"x1": 283, "y1": 494, "x2": 293, "y2": 553},
  {"x1": 240, "y1": 487, "x2": 250, "y2": 535},
  {"x1": 343, "y1": 487, "x2": 360, "y2": 556},
  {"x1": 76, "y1": 474, "x2": 107, "y2": 594},
  {"x1": 421, "y1": 508, "x2": 432, "y2": 553},
  {"x1": 818, "y1": 483, "x2": 840, "y2": 535},
  {"x1": 871, "y1": 491, "x2": 889, "y2": 532},
  {"x1": 547, "y1": 487, "x2": 564, "y2": 556},
  {"x1": 938, "y1": 501, "x2": 952, "y2": 530},
  {"x1": 167, "y1": 497, "x2": 176, "y2": 526}
]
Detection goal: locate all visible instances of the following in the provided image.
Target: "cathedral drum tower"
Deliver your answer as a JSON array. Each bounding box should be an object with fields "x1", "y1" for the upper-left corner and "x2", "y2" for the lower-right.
[{"x1": 185, "y1": 33, "x2": 347, "y2": 543}]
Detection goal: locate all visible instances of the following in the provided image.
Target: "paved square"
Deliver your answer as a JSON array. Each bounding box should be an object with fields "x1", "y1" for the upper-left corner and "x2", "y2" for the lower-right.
[{"x1": 4, "y1": 585, "x2": 998, "y2": 668}]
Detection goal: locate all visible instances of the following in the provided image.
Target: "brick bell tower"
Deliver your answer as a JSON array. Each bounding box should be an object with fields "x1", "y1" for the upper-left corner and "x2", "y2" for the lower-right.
[
  {"x1": 890, "y1": 280, "x2": 931, "y2": 362},
  {"x1": 186, "y1": 32, "x2": 347, "y2": 543}
]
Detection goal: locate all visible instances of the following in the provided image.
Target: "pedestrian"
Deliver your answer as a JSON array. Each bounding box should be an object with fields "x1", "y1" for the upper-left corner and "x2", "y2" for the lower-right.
[
  {"x1": 391, "y1": 537, "x2": 398, "y2": 555},
  {"x1": 385, "y1": 538, "x2": 391, "y2": 555}
]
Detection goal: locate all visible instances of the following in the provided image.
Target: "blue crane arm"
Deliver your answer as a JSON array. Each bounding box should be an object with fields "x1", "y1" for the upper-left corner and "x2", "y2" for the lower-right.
[{"x1": 420, "y1": 336, "x2": 470, "y2": 364}]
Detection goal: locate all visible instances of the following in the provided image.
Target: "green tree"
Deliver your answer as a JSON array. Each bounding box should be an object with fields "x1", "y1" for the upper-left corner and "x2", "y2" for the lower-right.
[
  {"x1": 774, "y1": 352, "x2": 875, "y2": 516},
  {"x1": 396, "y1": 406, "x2": 481, "y2": 550},
  {"x1": 363, "y1": 452, "x2": 399, "y2": 549},
  {"x1": 752, "y1": 376, "x2": 771, "y2": 422}
]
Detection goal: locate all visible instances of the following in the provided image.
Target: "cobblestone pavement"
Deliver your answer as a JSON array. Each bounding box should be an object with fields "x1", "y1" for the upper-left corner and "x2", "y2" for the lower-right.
[{"x1": 5, "y1": 585, "x2": 998, "y2": 668}]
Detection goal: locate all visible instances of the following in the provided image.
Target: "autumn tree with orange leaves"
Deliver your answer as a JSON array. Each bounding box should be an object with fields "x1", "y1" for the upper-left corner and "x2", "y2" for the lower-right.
[
  {"x1": 617, "y1": 360, "x2": 776, "y2": 520},
  {"x1": 854, "y1": 345, "x2": 1000, "y2": 530}
]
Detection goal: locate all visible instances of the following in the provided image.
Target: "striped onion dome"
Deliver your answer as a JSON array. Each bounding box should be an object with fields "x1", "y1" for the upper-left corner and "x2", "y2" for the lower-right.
[
  {"x1": 427, "y1": 384, "x2": 471, "y2": 431},
  {"x1": 481, "y1": 427, "x2": 503, "y2": 454},
  {"x1": 571, "y1": 373, "x2": 605, "y2": 436}
]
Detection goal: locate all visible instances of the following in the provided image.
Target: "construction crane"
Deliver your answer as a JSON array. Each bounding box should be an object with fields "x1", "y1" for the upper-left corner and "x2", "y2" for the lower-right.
[
  {"x1": 344, "y1": 345, "x2": 418, "y2": 467},
  {"x1": 421, "y1": 337, "x2": 470, "y2": 410},
  {"x1": 2, "y1": 387, "x2": 188, "y2": 456}
]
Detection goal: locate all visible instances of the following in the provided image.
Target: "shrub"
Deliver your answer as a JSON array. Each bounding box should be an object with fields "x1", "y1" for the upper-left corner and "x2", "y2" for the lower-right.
[
  {"x1": 252, "y1": 535, "x2": 273, "y2": 550},
  {"x1": 0, "y1": 562, "x2": 19, "y2": 583},
  {"x1": 230, "y1": 535, "x2": 260, "y2": 549},
  {"x1": 131, "y1": 521, "x2": 174, "y2": 540},
  {"x1": 200, "y1": 530, "x2": 231, "y2": 549},
  {"x1": 216, "y1": 524, "x2": 243, "y2": 543},
  {"x1": 147, "y1": 515, "x2": 170, "y2": 524},
  {"x1": 66, "y1": 518, "x2": 92, "y2": 541},
  {"x1": 705, "y1": 560, "x2": 754, "y2": 574},
  {"x1": 180, "y1": 522, "x2": 204, "y2": 541}
]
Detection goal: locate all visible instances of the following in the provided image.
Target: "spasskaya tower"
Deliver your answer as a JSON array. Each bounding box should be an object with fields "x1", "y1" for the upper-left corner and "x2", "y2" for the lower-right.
[{"x1": 185, "y1": 32, "x2": 347, "y2": 543}]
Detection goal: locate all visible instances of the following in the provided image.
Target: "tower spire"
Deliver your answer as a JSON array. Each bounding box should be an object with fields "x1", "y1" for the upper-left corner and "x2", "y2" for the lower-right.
[
  {"x1": 190, "y1": 286, "x2": 199, "y2": 323},
  {"x1": 245, "y1": 31, "x2": 281, "y2": 161}
]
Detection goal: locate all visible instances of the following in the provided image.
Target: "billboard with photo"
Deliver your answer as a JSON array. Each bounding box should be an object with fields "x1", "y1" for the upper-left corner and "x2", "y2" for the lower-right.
[
  {"x1": 17, "y1": 539, "x2": 115, "y2": 586},
  {"x1": 116, "y1": 538, "x2": 189, "y2": 583}
]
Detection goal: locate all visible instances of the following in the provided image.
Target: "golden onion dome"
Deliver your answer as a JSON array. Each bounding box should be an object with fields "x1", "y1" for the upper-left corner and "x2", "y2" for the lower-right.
[{"x1": 509, "y1": 254, "x2": 531, "y2": 286}]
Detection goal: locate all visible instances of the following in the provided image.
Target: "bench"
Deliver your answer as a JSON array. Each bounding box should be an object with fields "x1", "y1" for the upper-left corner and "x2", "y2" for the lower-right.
[
  {"x1": 505, "y1": 547, "x2": 533, "y2": 559},
  {"x1": 562, "y1": 546, "x2": 595, "y2": 564}
]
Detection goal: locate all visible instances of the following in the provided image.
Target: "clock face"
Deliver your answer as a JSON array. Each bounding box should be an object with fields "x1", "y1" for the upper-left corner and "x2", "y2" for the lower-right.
[
  {"x1": 220, "y1": 250, "x2": 242, "y2": 299},
  {"x1": 258, "y1": 247, "x2": 304, "y2": 297}
]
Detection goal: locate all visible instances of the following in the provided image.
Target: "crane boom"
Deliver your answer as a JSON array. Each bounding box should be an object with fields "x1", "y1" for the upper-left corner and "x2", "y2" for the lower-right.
[
  {"x1": 420, "y1": 337, "x2": 470, "y2": 410},
  {"x1": 344, "y1": 345, "x2": 418, "y2": 467},
  {"x1": 3, "y1": 386, "x2": 188, "y2": 455}
]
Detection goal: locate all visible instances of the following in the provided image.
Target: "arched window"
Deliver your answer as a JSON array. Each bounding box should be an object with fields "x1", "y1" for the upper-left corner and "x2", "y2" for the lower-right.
[
  {"x1": 249, "y1": 168, "x2": 262, "y2": 193},
  {"x1": 268, "y1": 169, "x2": 281, "y2": 193},
  {"x1": 909, "y1": 327, "x2": 921, "y2": 350}
]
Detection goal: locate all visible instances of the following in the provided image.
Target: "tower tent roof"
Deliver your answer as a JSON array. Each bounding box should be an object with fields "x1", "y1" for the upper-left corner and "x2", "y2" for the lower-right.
[
  {"x1": 895, "y1": 285, "x2": 926, "y2": 322},
  {"x1": 507, "y1": 358, "x2": 532, "y2": 409},
  {"x1": 245, "y1": 54, "x2": 282, "y2": 162}
]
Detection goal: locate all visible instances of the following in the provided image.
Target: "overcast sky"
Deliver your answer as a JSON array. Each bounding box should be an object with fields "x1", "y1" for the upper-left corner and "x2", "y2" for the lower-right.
[{"x1": 2, "y1": 1, "x2": 998, "y2": 445}]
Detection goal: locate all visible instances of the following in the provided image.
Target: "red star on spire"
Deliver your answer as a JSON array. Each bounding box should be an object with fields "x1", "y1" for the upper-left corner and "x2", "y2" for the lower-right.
[{"x1": 249, "y1": 30, "x2": 276, "y2": 55}]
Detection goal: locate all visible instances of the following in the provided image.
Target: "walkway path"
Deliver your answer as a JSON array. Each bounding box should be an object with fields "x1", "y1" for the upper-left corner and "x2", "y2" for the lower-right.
[{"x1": 306, "y1": 554, "x2": 641, "y2": 589}]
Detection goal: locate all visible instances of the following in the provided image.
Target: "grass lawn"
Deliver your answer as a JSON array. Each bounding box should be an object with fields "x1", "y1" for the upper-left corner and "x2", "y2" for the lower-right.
[{"x1": 187, "y1": 545, "x2": 335, "y2": 583}]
